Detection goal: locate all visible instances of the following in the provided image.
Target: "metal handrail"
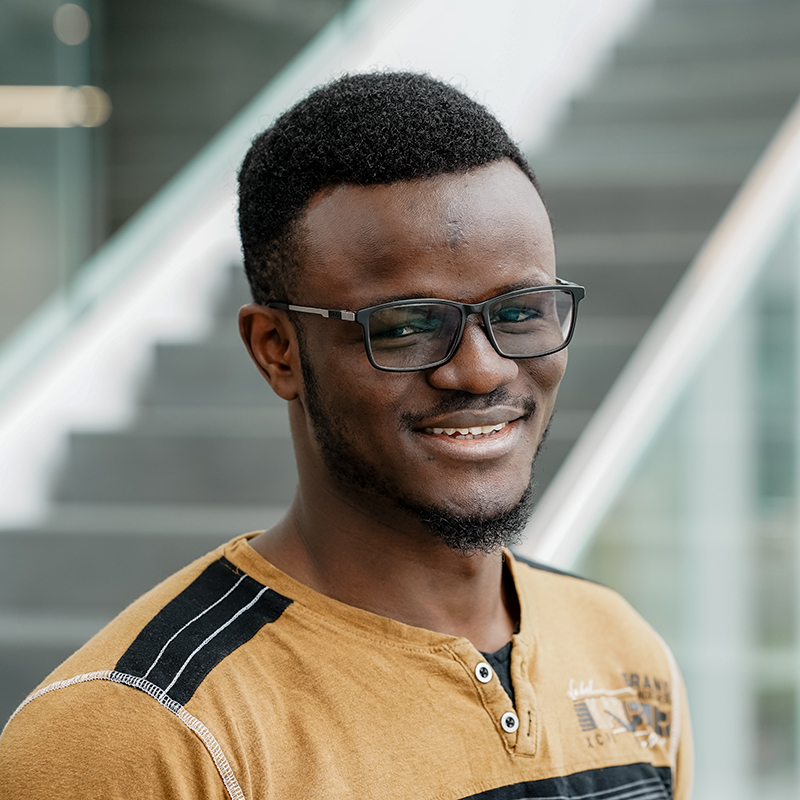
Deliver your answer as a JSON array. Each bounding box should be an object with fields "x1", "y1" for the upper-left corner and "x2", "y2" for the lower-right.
[{"x1": 520, "y1": 93, "x2": 800, "y2": 568}]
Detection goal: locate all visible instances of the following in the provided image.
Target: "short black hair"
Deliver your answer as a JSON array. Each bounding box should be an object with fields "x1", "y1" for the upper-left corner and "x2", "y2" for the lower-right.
[{"x1": 238, "y1": 71, "x2": 540, "y2": 304}]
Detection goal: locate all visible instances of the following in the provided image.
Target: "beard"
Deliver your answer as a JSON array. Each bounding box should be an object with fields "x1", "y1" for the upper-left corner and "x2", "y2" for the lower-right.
[{"x1": 297, "y1": 341, "x2": 547, "y2": 556}]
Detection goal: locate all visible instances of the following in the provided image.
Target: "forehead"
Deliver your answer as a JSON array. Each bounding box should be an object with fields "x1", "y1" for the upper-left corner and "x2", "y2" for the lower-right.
[{"x1": 297, "y1": 159, "x2": 555, "y2": 305}]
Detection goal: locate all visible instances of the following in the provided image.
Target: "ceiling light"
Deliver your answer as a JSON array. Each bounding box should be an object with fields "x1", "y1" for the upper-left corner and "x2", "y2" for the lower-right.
[
  {"x1": 53, "y1": 4, "x2": 91, "y2": 46},
  {"x1": 0, "y1": 86, "x2": 111, "y2": 128}
]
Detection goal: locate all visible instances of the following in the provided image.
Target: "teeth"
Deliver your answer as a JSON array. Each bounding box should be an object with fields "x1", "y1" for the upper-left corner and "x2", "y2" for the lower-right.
[{"x1": 424, "y1": 421, "x2": 509, "y2": 437}]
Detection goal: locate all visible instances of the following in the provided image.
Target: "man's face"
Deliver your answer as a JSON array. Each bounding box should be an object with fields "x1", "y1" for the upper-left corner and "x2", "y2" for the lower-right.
[{"x1": 290, "y1": 159, "x2": 566, "y2": 552}]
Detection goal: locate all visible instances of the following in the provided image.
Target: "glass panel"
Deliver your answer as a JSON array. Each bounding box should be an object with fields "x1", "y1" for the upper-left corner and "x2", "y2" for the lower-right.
[
  {"x1": 0, "y1": 0, "x2": 350, "y2": 355},
  {"x1": 574, "y1": 204, "x2": 800, "y2": 799},
  {"x1": 0, "y1": 0, "x2": 93, "y2": 345}
]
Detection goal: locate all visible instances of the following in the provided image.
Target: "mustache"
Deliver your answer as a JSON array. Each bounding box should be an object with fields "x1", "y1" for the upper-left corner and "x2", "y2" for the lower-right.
[{"x1": 400, "y1": 387, "x2": 537, "y2": 429}]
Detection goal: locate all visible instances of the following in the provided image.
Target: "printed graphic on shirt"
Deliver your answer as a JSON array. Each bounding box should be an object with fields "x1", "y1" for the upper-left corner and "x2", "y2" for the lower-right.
[
  {"x1": 461, "y1": 762, "x2": 672, "y2": 799},
  {"x1": 568, "y1": 673, "x2": 671, "y2": 751},
  {"x1": 115, "y1": 557, "x2": 293, "y2": 704}
]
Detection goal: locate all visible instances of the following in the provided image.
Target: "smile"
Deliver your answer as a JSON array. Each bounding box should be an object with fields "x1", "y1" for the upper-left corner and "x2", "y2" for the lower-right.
[{"x1": 423, "y1": 422, "x2": 508, "y2": 440}]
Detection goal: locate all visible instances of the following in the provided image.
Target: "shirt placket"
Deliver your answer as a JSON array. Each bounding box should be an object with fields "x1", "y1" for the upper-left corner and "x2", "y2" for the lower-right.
[{"x1": 449, "y1": 634, "x2": 539, "y2": 757}]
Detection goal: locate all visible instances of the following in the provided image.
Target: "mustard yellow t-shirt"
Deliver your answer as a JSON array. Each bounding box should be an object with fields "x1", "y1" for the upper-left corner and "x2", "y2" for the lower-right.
[{"x1": 0, "y1": 534, "x2": 692, "y2": 799}]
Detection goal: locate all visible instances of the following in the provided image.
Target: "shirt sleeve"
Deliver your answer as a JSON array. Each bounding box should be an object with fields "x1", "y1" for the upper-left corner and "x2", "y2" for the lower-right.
[{"x1": 0, "y1": 679, "x2": 229, "y2": 800}]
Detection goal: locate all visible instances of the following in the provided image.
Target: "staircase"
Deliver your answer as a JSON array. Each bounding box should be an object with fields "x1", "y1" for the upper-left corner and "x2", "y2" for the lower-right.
[
  {"x1": 531, "y1": 0, "x2": 800, "y2": 494},
  {"x1": 3, "y1": 0, "x2": 800, "y2": 723}
]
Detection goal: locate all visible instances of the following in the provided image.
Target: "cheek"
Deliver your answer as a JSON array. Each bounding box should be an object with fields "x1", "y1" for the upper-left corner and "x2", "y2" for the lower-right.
[
  {"x1": 312, "y1": 346, "x2": 419, "y2": 426},
  {"x1": 523, "y1": 351, "x2": 567, "y2": 398}
]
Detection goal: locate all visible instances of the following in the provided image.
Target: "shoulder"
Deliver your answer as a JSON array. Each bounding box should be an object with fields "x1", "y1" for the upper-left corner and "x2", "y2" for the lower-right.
[
  {"x1": 509, "y1": 549, "x2": 668, "y2": 656},
  {"x1": 0, "y1": 670, "x2": 227, "y2": 799},
  {"x1": 26, "y1": 546, "x2": 294, "y2": 696},
  {"x1": 0, "y1": 541, "x2": 295, "y2": 799}
]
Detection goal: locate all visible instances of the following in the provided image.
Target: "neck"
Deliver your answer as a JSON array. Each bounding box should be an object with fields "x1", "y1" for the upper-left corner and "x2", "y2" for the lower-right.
[{"x1": 248, "y1": 485, "x2": 518, "y2": 653}]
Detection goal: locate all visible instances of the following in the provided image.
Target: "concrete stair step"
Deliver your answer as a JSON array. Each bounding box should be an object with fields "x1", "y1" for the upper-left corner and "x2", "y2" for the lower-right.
[
  {"x1": 627, "y1": 5, "x2": 800, "y2": 53},
  {"x1": 140, "y1": 339, "x2": 277, "y2": 408},
  {"x1": 554, "y1": 229, "x2": 706, "y2": 271},
  {"x1": 12, "y1": 503, "x2": 286, "y2": 537},
  {"x1": 563, "y1": 260, "x2": 690, "y2": 318},
  {"x1": 52, "y1": 432, "x2": 298, "y2": 505},
  {"x1": 0, "y1": 528, "x2": 245, "y2": 614},
  {"x1": 537, "y1": 151, "x2": 762, "y2": 184},
  {"x1": 567, "y1": 90, "x2": 798, "y2": 126},
  {"x1": 539, "y1": 119, "x2": 777, "y2": 187},
  {"x1": 133, "y1": 405, "x2": 290, "y2": 436},
  {"x1": 547, "y1": 117, "x2": 780, "y2": 161},
  {"x1": 544, "y1": 180, "x2": 739, "y2": 235},
  {"x1": 569, "y1": 315, "x2": 652, "y2": 348},
  {"x1": 555, "y1": 340, "x2": 637, "y2": 413},
  {"x1": 615, "y1": 36, "x2": 800, "y2": 66},
  {"x1": 586, "y1": 56, "x2": 800, "y2": 106}
]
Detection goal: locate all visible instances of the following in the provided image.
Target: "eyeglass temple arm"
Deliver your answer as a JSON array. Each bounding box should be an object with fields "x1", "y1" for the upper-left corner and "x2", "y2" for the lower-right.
[
  {"x1": 266, "y1": 302, "x2": 356, "y2": 322},
  {"x1": 267, "y1": 283, "x2": 582, "y2": 318}
]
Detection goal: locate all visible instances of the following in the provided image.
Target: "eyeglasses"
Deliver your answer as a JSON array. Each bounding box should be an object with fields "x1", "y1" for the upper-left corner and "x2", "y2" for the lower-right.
[{"x1": 267, "y1": 278, "x2": 585, "y2": 372}]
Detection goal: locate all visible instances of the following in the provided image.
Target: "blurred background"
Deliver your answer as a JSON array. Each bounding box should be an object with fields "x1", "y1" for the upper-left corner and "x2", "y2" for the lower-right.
[{"x1": 2, "y1": 0, "x2": 800, "y2": 796}]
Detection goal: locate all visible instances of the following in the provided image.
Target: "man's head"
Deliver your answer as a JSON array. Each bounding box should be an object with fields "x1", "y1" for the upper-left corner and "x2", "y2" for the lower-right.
[
  {"x1": 238, "y1": 73, "x2": 572, "y2": 556},
  {"x1": 238, "y1": 71, "x2": 539, "y2": 306}
]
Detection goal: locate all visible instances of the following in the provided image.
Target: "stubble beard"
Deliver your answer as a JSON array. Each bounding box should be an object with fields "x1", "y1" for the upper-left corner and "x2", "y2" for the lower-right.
[{"x1": 298, "y1": 344, "x2": 547, "y2": 556}]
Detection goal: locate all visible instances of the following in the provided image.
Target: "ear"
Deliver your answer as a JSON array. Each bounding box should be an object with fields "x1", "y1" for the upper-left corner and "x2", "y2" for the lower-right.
[{"x1": 238, "y1": 304, "x2": 301, "y2": 401}]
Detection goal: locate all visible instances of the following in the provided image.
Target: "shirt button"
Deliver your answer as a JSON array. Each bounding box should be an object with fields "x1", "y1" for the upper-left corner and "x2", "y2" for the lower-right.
[
  {"x1": 474, "y1": 662, "x2": 493, "y2": 683},
  {"x1": 501, "y1": 711, "x2": 519, "y2": 733}
]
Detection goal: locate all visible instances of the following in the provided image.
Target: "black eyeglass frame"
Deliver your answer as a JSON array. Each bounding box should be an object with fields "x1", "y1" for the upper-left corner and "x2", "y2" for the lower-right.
[{"x1": 266, "y1": 278, "x2": 586, "y2": 373}]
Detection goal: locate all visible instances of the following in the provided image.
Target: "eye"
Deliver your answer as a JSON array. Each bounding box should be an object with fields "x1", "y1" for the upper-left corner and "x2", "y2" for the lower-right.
[
  {"x1": 371, "y1": 317, "x2": 442, "y2": 342},
  {"x1": 369, "y1": 307, "x2": 446, "y2": 349},
  {"x1": 491, "y1": 305, "x2": 541, "y2": 324}
]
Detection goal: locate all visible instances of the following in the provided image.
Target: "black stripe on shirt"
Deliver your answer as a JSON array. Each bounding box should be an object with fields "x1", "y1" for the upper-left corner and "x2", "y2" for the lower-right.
[
  {"x1": 460, "y1": 763, "x2": 672, "y2": 799},
  {"x1": 115, "y1": 557, "x2": 292, "y2": 705},
  {"x1": 510, "y1": 551, "x2": 602, "y2": 585}
]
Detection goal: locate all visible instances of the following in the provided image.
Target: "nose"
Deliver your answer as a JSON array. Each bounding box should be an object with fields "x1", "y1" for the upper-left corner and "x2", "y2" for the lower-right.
[{"x1": 427, "y1": 316, "x2": 518, "y2": 393}]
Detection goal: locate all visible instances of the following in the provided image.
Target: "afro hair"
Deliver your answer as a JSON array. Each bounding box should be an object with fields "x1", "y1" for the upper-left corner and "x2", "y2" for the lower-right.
[{"x1": 238, "y1": 71, "x2": 539, "y2": 304}]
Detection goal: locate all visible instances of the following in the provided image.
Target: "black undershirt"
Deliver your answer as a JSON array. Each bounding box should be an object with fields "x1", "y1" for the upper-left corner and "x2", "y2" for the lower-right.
[
  {"x1": 480, "y1": 559, "x2": 518, "y2": 706},
  {"x1": 479, "y1": 640, "x2": 515, "y2": 706}
]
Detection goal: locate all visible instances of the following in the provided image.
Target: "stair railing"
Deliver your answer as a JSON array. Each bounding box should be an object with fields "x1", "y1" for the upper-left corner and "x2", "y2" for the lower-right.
[{"x1": 521, "y1": 92, "x2": 800, "y2": 567}]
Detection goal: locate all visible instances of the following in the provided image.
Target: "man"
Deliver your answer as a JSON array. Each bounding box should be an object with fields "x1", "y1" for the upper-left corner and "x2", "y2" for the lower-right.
[{"x1": 0, "y1": 72, "x2": 692, "y2": 798}]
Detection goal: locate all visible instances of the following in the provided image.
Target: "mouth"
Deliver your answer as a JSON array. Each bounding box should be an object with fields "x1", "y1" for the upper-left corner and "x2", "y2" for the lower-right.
[{"x1": 422, "y1": 421, "x2": 509, "y2": 440}]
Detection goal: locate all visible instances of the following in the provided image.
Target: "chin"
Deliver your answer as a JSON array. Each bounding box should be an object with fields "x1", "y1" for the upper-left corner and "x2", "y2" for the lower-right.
[{"x1": 397, "y1": 481, "x2": 534, "y2": 556}]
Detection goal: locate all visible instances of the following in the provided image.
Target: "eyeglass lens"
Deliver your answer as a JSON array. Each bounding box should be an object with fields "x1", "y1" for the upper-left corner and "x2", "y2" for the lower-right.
[{"x1": 366, "y1": 289, "x2": 575, "y2": 369}]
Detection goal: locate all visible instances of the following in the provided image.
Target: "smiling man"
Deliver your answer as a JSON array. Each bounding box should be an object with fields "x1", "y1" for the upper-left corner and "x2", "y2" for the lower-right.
[{"x1": 0, "y1": 72, "x2": 692, "y2": 799}]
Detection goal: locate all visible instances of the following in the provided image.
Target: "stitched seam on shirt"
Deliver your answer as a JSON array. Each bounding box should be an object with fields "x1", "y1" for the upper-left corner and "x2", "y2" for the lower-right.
[{"x1": 4, "y1": 670, "x2": 246, "y2": 800}]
